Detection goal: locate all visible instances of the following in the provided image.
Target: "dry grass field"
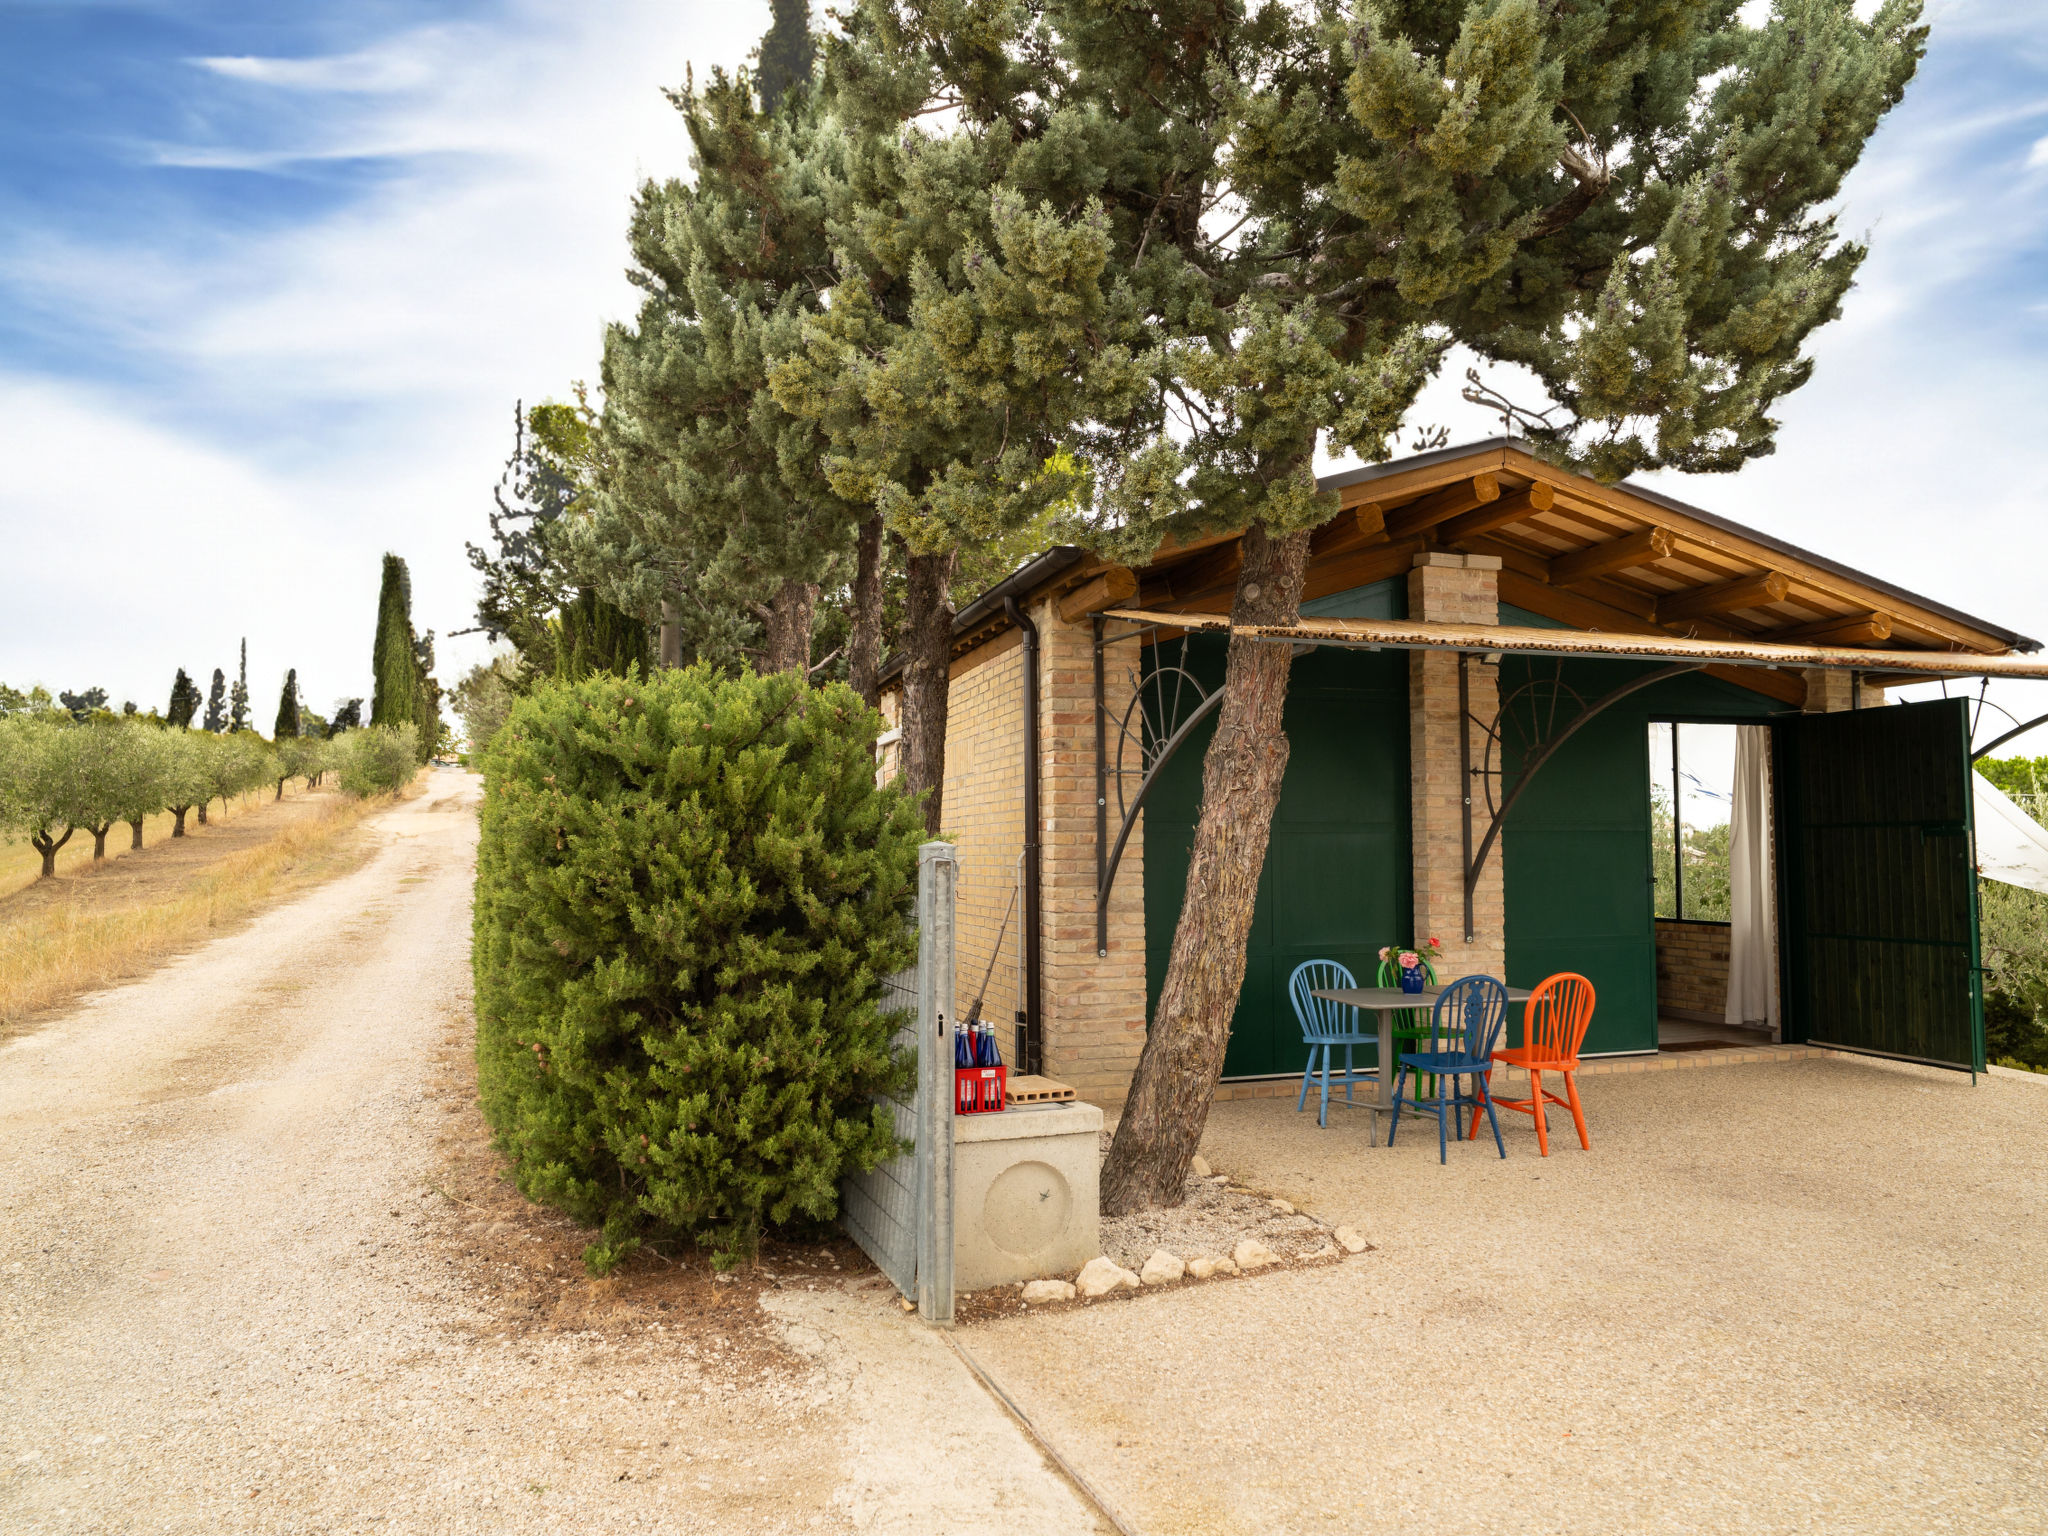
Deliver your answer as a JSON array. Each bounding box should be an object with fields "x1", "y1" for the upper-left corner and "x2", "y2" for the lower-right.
[{"x1": 0, "y1": 775, "x2": 423, "y2": 1028}]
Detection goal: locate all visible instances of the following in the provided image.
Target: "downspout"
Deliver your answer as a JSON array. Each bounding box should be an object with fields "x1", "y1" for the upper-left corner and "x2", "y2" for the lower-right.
[{"x1": 1003, "y1": 597, "x2": 1043, "y2": 1075}]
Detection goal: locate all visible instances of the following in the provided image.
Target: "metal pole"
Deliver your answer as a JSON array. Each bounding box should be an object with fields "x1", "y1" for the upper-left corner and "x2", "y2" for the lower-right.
[
  {"x1": 915, "y1": 841, "x2": 956, "y2": 1324},
  {"x1": 1459, "y1": 652, "x2": 1475, "y2": 942},
  {"x1": 1094, "y1": 616, "x2": 1109, "y2": 958},
  {"x1": 1672, "y1": 722, "x2": 1685, "y2": 921}
]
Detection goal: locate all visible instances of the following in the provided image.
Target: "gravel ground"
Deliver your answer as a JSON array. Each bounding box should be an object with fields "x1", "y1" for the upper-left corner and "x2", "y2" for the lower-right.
[
  {"x1": 970, "y1": 1057, "x2": 2048, "y2": 1535},
  {"x1": 0, "y1": 773, "x2": 1104, "y2": 1536}
]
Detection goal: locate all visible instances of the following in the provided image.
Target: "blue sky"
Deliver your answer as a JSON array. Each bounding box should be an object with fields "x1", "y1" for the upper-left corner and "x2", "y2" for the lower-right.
[{"x1": 2, "y1": 0, "x2": 2046, "y2": 743}]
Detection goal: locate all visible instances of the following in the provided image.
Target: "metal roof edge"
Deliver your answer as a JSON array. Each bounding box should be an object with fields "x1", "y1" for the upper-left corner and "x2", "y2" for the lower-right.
[{"x1": 1316, "y1": 438, "x2": 2040, "y2": 655}]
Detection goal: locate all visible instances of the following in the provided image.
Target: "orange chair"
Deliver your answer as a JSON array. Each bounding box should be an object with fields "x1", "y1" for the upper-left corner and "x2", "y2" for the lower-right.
[{"x1": 1468, "y1": 973, "x2": 1594, "y2": 1156}]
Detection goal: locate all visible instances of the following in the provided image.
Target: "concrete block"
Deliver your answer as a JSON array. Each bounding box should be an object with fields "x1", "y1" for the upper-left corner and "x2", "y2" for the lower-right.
[{"x1": 952, "y1": 1100, "x2": 1103, "y2": 1291}]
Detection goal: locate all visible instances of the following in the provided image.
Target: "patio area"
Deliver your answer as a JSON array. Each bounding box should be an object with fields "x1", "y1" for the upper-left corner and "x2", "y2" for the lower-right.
[{"x1": 969, "y1": 1053, "x2": 2048, "y2": 1535}]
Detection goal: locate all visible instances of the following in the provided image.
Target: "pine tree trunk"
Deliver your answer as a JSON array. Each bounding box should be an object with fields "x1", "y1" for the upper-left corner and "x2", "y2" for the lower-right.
[
  {"x1": 848, "y1": 515, "x2": 886, "y2": 708},
  {"x1": 759, "y1": 578, "x2": 819, "y2": 676},
  {"x1": 659, "y1": 597, "x2": 682, "y2": 669},
  {"x1": 1099, "y1": 521, "x2": 1313, "y2": 1216},
  {"x1": 899, "y1": 549, "x2": 957, "y2": 835},
  {"x1": 129, "y1": 819, "x2": 144, "y2": 850}
]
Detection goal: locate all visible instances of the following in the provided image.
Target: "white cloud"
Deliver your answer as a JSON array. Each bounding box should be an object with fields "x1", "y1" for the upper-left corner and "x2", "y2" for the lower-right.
[
  {"x1": 2028, "y1": 134, "x2": 2048, "y2": 170},
  {"x1": 195, "y1": 49, "x2": 438, "y2": 95},
  {"x1": 0, "y1": 0, "x2": 768, "y2": 711}
]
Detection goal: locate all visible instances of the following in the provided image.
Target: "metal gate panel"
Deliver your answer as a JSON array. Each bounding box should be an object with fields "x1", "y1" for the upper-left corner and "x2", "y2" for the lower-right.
[
  {"x1": 840, "y1": 842, "x2": 955, "y2": 1319},
  {"x1": 1775, "y1": 698, "x2": 1984, "y2": 1072}
]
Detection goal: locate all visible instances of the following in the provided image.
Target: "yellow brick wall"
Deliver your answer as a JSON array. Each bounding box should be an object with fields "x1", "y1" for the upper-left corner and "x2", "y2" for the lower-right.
[
  {"x1": 938, "y1": 628, "x2": 1030, "y2": 1037},
  {"x1": 876, "y1": 605, "x2": 1150, "y2": 1099},
  {"x1": 1655, "y1": 919, "x2": 1729, "y2": 1021},
  {"x1": 1037, "y1": 601, "x2": 1147, "y2": 1103}
]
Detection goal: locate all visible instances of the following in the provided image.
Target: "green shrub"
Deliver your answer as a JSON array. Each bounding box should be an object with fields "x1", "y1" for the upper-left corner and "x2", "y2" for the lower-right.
[
  {"x1": 472, "y1": 665, "x2": 922, "y2": 1272},
  {"x1": 335, "y1": 725, "x2": 420, "y2": 798}
]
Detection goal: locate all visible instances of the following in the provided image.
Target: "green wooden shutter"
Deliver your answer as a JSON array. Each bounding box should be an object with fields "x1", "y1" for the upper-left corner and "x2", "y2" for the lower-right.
[{"x1": 1775, "y1": 698, "x2": 1984, "y2": 1072}]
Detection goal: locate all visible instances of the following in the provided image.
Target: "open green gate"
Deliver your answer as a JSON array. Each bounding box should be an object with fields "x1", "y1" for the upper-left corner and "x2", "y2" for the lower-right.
[{"x1": 1775, "y1": 698, "x2": 1985, "y2": 1073}]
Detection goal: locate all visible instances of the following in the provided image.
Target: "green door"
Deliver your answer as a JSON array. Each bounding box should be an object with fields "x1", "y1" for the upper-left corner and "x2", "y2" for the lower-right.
[
  {"x1": 1775, "y1": 698, "x2": 1984, "y2": 1071},
  {"x1": 1143, "y1": 637, "x2": 1411, "y2": 1078}
]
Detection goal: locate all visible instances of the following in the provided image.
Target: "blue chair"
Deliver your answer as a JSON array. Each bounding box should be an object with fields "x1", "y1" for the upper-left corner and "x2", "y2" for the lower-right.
[
  {"x1": 1389, "y1": 975, "x2": 1508, "y2": 1163},
  {"x1": 1288, "y1": 960, "x2": 1377, "y2": 1128}
]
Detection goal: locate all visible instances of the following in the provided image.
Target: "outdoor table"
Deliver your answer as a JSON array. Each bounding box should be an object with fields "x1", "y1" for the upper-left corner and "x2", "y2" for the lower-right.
[{"x1": 1308, "y1": 985, "x2": 1534, "y2": 1145}]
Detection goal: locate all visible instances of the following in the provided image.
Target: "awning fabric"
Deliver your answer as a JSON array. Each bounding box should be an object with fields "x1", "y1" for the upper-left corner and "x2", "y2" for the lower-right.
[
  {"x1": 1974, "y1": 774, "x2": 2048, "y2": 895},
  {"x1": 1102, "y1": 610, "x2": 2048, "y2": 679}
]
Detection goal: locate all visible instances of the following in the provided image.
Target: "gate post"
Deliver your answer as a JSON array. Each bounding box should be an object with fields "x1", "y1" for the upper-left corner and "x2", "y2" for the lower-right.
[{"x1": 915, "y1": 841, "x2": 957, "y2": 1323}]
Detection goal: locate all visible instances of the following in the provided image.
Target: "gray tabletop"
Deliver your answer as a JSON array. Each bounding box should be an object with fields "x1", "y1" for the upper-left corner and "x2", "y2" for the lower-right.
[
  {"x1": 1311, "y1": 985, "x2": 1533, "y2": 1009},
  {"x1": 1305, "y1": 985, "x2": 1532, "y2": 1143}
]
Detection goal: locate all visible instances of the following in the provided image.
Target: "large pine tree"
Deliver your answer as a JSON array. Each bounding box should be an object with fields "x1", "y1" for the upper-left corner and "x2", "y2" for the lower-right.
[
  {"x1": 833, "y1": 0, "x2": 1926, "y2": 1209},
  {"x1": 583, "y1": 60, "x2": 866, "y2": 684}
]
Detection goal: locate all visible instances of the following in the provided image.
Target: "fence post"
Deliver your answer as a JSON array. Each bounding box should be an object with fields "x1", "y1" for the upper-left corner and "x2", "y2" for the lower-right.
[{"x1": 915, "y1": 841, "x2": 957, "y2": 1323}]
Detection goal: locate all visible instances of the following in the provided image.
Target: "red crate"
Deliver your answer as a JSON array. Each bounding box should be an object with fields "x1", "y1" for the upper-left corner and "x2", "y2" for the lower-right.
[{"x1": 954, "y1": 1065, "x2": 1007, "y2": 1115}]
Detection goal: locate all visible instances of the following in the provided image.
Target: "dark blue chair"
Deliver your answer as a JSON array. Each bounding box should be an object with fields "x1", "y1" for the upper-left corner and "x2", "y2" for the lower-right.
[
  {"x1": 1389, "y1": 975, "x2": 1508, "y2": 1163},
  {"x1": 1287, "y1": 960, "x2": 1376, "y2": 1129}
]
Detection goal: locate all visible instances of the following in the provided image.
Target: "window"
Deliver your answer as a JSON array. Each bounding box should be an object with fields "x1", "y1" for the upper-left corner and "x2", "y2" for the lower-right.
[{"x1": 1649, "y1": 722, "x2": 1737, "y2": 922}]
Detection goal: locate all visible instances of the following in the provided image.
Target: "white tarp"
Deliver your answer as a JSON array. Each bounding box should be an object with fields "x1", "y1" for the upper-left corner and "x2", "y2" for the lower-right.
[{"x1": 1974, "y1": 773, "x2": 2048, "y2": 895}]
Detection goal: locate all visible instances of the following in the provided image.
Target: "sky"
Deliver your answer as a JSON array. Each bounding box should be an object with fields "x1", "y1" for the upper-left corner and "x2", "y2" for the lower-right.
[{"x1": 2, "y1": 1, "x2": 2046, "y2": 745}]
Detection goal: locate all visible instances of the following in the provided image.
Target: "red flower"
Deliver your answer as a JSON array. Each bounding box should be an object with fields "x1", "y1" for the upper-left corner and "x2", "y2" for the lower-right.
[{"x1": 1427, "y1": 936, "x2": 1442, "y2": 948}]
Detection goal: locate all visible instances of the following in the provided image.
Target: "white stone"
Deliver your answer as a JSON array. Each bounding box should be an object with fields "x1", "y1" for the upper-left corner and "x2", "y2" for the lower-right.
[
  {"x1": 1269, "y1": 1199, "x2": 1296, "y2": 1215},
  {"x1": 1187, "y1": 1258, "x2": 1222, "y2": 1280},
  {"x1": 1074, "y1": 1257, "x2": 1140, "y2": 1297},
  {"x1": 1232, "y1": 1238, "x2": 1279, "y2": 1271},
  {"x1": 1138, "y1": 1250, "x2": 1185, "y2": 1286},
  {"x1": 1334, "y1": 1225, "x2": 1368, "y2": 1255},
  {"x1": 1189, "y1": 1155, "x2": 1212, "y2": 1178},
  {"x1": 1022, "y1": 1279, "x2": 1076, "y2": 1305}
]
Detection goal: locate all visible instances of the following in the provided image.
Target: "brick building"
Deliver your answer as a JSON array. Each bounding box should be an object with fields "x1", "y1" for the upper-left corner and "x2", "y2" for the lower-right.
[{"x1": 881, "y1": 439, "x2": 2048, "y2": 1100}]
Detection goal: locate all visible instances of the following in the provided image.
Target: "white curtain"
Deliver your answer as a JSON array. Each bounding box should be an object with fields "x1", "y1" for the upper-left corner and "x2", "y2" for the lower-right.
[
  {"x1": 1725, "y1": 724, "x2": 1778, "y2": 1034},
  {"x1": 1973, "y1": 773, "x2": 2048, "y2": 894}
]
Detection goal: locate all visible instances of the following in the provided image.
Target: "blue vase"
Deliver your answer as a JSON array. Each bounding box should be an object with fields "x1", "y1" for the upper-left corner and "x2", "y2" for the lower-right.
[{"x1": 1400, "y1": 969, "x2": 1425, "y2": 994}]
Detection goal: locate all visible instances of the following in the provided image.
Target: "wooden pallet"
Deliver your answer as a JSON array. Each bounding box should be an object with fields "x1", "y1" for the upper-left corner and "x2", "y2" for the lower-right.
[{"x1": 1004, "y1": 1074, "x2": 1077, "y2": 1104}]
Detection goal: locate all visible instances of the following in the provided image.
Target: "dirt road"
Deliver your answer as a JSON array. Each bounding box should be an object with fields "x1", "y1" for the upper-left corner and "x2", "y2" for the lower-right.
[{"x1": 0, "y1": 773, "x2": 1101, "y2": 1536}]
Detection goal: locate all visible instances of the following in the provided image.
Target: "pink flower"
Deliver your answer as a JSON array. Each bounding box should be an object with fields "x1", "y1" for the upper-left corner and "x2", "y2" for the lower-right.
[
  {"x1": 1377, "y1": 946, "x2": 1390, "y2": 962},
  {"x1": 1399, "y1": 951, "x2": 1420, "y2": 969}
]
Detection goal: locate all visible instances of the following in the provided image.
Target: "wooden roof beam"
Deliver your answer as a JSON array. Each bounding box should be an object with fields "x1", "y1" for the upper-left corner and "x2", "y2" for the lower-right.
[
  {"x1": 1548, "y1": 527, "x2": 1673, "y2": 588},
  {"x1": 1309, "y1": 502, "x2": 1386, "y2": 559},
  {"x1": 1056, "y1": 566, "x2": 1138, "y2": 623},
  {"x1": 1772, "y1": 610, "x2": 1894, "y2": 646},
  {"x1": 1657, "y1": 570, "x2": 1790, "y2": 625},
  {"x1": 1383, "y1": 473, "x2": 1500, "y2": 540},
  {"x1": 1435, "y1": 481, "x2": 1555, "y2": 544}
]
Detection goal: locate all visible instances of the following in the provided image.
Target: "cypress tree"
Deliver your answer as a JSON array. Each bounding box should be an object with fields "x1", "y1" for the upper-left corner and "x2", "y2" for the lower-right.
[
  {"x1": 273, "y1": 669, "x2": 301, "y2": 740},
  {"x1": 754, "y1": 0, "x2": 814, "y2": 115},
  {"x1": 554, "y1": 589, "x2": 651, "y2": 681},
  {"x1": 166, "y1": 669, "x2": 201, "y2": 728},
  {"x1": 370, "y1": 554, "x2": 417, "y2": 732},
  {"x1": 228, "y1": 638, "x2": 251, "y2": 733},
  {"x1": 202, "y1": 669, "x2": 227, "y2": 734}
]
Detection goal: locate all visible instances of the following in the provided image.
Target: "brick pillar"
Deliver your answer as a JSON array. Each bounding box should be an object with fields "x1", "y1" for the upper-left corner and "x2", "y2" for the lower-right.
[
  {"x1": 1035, "y1": 596, "x2": 1148, "y2": 1104},
  {"x1": 1801, "y1": 669, "x2": 1886, "y2": 711},
  {"x1": 1409, "y1": 553, "x2": 1505, "y2": 980}
]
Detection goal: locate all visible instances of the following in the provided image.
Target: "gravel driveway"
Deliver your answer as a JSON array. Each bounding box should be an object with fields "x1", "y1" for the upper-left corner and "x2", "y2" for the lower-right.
[
  {"x1": 0, "y1": 773, "x2": 1102, "y2": 1536},
  {"x1": 971, "y1": 1056, "x2": 2048, "y2": 1535}
]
